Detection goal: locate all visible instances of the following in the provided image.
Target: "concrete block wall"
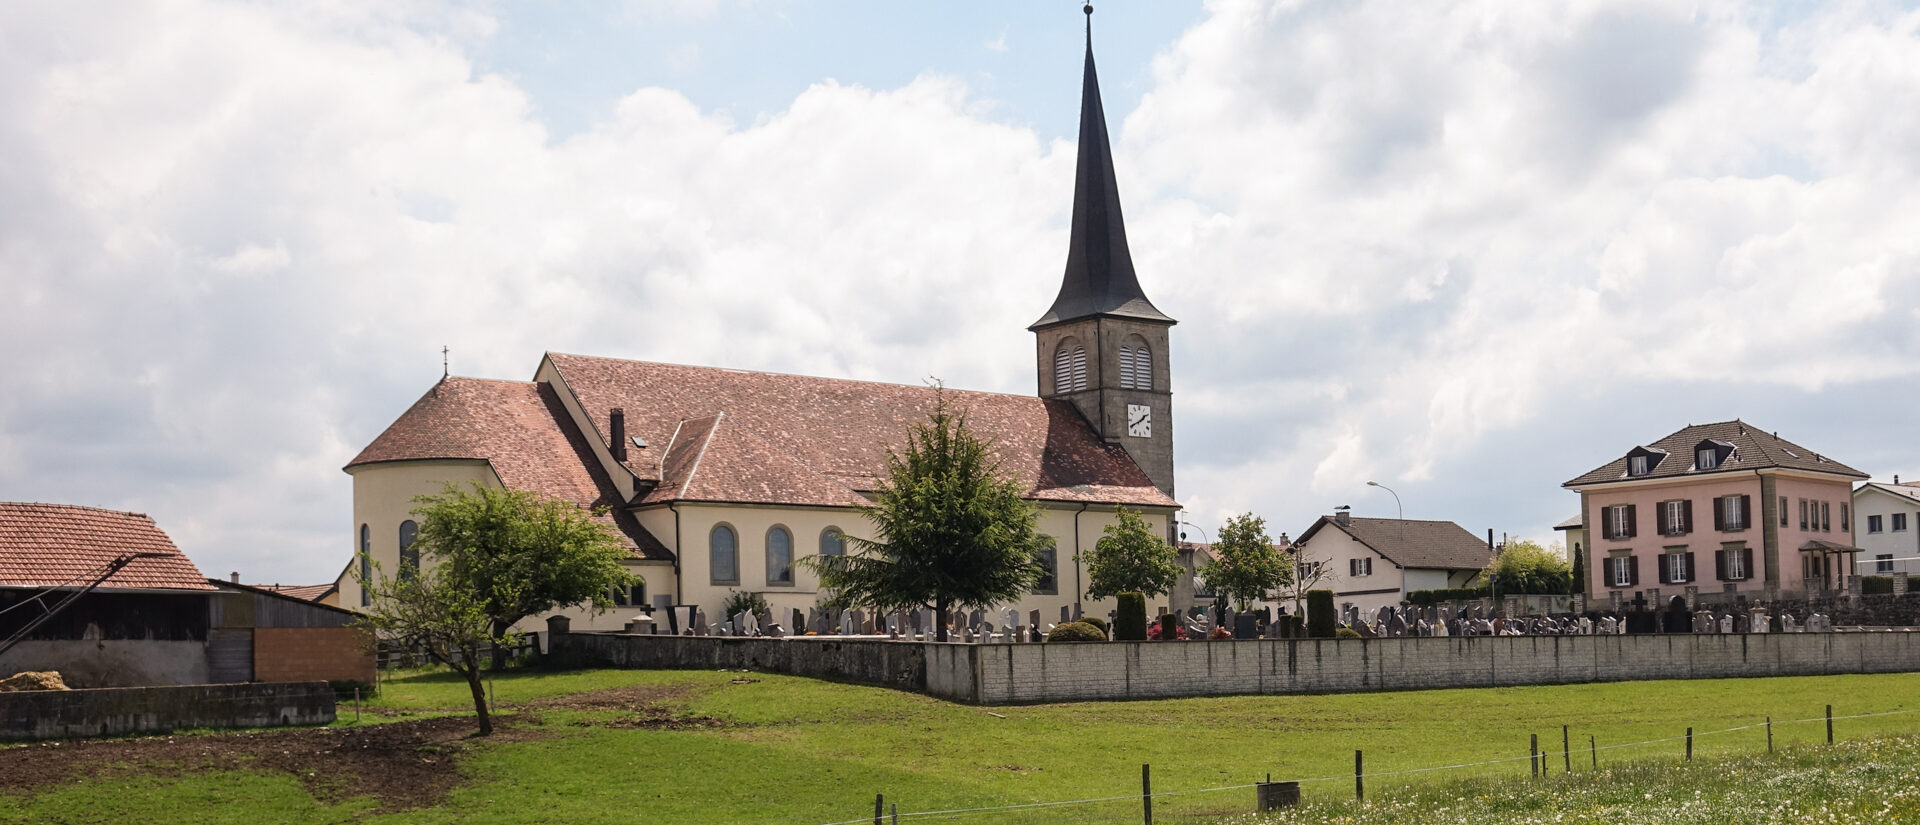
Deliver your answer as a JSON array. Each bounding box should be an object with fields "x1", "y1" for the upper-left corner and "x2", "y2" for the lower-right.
[
  {"x1": 549, "y1": 632, "x2": 1920, "y2": 706},
  {"x1": 0, "y1": 681, "x2": 336, "y2": 741},
  {"x1": 253, "y1": 627, "x2": 376, "y2": 685}
]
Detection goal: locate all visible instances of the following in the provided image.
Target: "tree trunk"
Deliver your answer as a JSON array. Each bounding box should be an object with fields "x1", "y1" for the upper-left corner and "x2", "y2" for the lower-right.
[
  {"x1": 464, "y1": 667, "x2": 493, "y2": 736},
  {"x1": 935, "y1": 598, "x2": 949, "y2": 643},
  {"x1": 489, "y1": 619, "x2": 510, "y2": 671}
]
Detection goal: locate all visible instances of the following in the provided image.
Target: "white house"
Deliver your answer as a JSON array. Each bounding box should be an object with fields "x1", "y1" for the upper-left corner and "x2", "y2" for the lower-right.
[
  {"x1": 1853, "y1": 479, "x2": 1920, "y2": 577},
  {"x1": 1289, "y1": 511, "x2": 1493, "y2": 616}
]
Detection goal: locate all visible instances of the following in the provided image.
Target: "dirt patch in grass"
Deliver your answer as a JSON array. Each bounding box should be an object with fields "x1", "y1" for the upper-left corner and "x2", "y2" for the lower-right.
[
  {"x1": 536, "y1": 681, "x2": 740, "y2": 731},
  {"x1": 0, "y1": 714, "x2": 533, "y2": 810}
]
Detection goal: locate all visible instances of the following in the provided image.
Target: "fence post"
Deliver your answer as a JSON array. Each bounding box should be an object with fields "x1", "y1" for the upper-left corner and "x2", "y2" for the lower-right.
[
  {"x1": 873, "y1": 793, "x2": 883, "y2": 825},
  {"x1": 1530, "y1": 734, "x2": 1539, "y2": 778},
  {"x1": 1826, "y1": 705, "x2": 1834, "y2": 744},
  {"x1": 891, "y1": 803, "x2": 898, "y2": 825},
  {"x1": 1563, "y1": 725, "x2": 1570, "y2": 773},
  {"x1": 1355, "y1": 750, "x2": 1364, "y2": 801},
  {"x1": 1767, "y1": 716, "x2": 1773, "y2": 753},
  {"x1": 1589, "y1": 735, "x2": 1596, "y2": 770},
  {"x1": 1685, "y1": 727, "x2": 1692, "y2": 761},
  {"x1": 353, "y1": 687, "x2": 361, "y2": 724},
  {"x1": 1142, "y1": 763, "x2": 1152, "y2": 825}
]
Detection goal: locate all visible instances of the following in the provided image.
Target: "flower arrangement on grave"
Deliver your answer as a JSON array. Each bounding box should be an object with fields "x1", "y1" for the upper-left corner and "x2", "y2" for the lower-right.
[
  {"x1": 1146, "y1": 621, "x2": 1186, "y2": 640},
  {"x1": 1209, "y1": 626, "x2": 1232, "y2": 640}
]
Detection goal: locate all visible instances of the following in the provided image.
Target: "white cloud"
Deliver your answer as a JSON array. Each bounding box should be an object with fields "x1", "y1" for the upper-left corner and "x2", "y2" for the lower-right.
[{"x1": 3, "y1": 0, "x2": 1920, "y2": 581}]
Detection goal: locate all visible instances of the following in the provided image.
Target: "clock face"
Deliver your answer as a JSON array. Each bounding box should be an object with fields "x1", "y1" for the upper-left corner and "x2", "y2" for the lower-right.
[{"x1": 1127, "y1": 404, "x2": 1151, "y2": 438}]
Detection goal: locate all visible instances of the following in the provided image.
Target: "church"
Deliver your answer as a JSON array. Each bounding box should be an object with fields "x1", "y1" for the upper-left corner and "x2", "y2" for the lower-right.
[{"x1": 338, "y1": 17, "x2": 1186, "y2": 632}]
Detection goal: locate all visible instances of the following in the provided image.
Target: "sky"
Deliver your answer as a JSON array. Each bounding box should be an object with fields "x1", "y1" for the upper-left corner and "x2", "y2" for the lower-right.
[{"x1": 4, "y1": 0, "x2": 1920, "y2": 585}]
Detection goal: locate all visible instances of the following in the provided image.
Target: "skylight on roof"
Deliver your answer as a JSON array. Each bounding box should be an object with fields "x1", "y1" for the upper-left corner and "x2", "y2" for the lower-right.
[{"x1": 1784, "y1": 449, "x2": 1798, "y2": 458}]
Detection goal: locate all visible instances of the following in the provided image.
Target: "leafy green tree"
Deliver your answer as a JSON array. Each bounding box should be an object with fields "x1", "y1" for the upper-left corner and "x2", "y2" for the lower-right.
[
  {"x1": 408, "y1": 482, "x2": 637, "y2": 668},
  {"x1": 802, "y1": 396, "x2": 1048, "y2": 641},
  {"x1": 1200, "y1": 513, "x2": 1292, "y2": 612},
  {"x1": 355, "y1": 561, "x2": 508, "y2": 735},
  {"x1": 1485, "y1": 539, "x2": 1573, "y2": 595},
  {"x1": 1080, "y1": 507, "x2": 1182, "y2": 600}
]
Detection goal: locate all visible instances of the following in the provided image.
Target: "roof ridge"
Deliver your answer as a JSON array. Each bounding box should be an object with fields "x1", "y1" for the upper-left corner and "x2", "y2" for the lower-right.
[
  {"x1": 0, "y1": 501, "x2": 152, "y2": 520},
  {"x1": 677, "y1": 412, "x2": 725, "y2": 500},
  {"x1": 544, "y1": 351, "x2": 1058, "y2": 405}
]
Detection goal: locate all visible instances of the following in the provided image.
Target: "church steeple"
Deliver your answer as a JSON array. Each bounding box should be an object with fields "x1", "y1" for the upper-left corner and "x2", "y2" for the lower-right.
[
  {"x1": 1031, "y1": 5, "x2": 1177, "y2": 501},
  {"x1": 1030, "y1": 5, "x2": 1174, "y2": 331}
]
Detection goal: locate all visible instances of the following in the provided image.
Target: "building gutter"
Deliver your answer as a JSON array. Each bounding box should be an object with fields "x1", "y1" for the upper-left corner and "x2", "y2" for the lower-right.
[
  {"x1": 668, "y1": 501, "x2": 684, "y2": 606},
  {"x1": 1073, "y1": 502, "x2": 1089, "y2": 620}
]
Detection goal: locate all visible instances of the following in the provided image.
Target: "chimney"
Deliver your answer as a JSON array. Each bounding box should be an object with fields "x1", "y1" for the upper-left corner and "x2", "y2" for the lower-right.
[
  {"x1": 1896, "y1": 474, "x2": 1902, "y2": 485},
  {"x1": 1333, "y1": 506, "x2": 1350, "y2": 527},
  {"x1": 230, "y1": 571, "x2": 240, "y2": 583},
  {"x1": 610, "y1": 408, "x2": 627, "y2": 462},
  {"x1": 1487, "y1": 529, "x2": 1495, "y2": 551}
]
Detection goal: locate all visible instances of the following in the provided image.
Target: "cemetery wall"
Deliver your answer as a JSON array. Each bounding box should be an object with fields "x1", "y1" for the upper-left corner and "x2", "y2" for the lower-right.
[
  {"x1": 550, "y1": 631, "x2": 1920, "y2": 706},
  {"x1": 550, "y1": 633, "x2": 980, "y2": 703},
  {"x1": 977, "y1": 632, "x2": 1920, "y2": 704}
]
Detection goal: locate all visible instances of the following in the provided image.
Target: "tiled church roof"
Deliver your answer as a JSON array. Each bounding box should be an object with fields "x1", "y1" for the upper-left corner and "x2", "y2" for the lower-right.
[
  {"x1": 346, "y1": 378, "x2": 672, "y2": 561},
  {"x1": 0, "y1": 502, "x2": 215, "y2": 591},
  {"x1": 545, "y1": 353, "x2": 1178, "y2": 509}
]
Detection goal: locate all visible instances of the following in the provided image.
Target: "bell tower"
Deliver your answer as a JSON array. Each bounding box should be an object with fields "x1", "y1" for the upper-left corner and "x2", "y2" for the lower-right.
[{"x1": 1032, "y1": 4, "x2": 1176, "y2": 499}]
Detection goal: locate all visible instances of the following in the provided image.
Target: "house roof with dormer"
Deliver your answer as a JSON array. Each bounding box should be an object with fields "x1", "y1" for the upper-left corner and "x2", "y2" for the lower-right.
[{"x1": 1564, "y1": 420, "x2": 1867, "y2": 489}]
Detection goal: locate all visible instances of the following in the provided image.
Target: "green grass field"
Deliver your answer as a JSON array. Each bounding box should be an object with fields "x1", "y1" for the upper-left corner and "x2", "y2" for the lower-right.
[{"x1": 4, "y1": 669, "x2": 1919, "y2": 824}]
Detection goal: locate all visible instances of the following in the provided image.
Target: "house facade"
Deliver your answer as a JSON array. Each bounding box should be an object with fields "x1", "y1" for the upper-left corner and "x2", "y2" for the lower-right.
[
  {"x1": 1853, "y1": 479, "x2": 1920, "y2": 577},
  {"x1": 338, "y1": 29, "x2": 1185, "y2": 633},
  {"x1": 1288, "y1": 512, "x2": 1491, "y2": 615},
  {"x1": 1564, "y1": 421, "x2": 1868, "y2": 604}
]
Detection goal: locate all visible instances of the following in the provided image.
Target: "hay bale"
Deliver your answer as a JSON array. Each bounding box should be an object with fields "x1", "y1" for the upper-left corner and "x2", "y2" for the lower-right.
[{"x1": 0, "y1": 671, "x2": 70, "y2": 692}]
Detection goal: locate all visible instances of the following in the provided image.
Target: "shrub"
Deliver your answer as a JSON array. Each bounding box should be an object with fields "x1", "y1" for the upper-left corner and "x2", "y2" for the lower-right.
[
  {"x1": 1863, "y1": 576, "x2": 1894, "y2": 595},
  {"x1": 1335, "y1": 627, "x2": 1362, "y2": 639},
  {"x1": 721, "y1": 590, "x2": 770, "y2": 619},
  {"x1": 1046, "y1": 621, "x2": 1105, "y2": 642},
  {"x1": 1114, "y1": 592, "x2": 1148, "y2": 641},
  {"x1": 1079, "y1": 615, "x2": 1109, "y2": 638},
  {"x1": 1408, "y1": 587, "x2": 1491, "y2": 606},
  {"x1": 1307, "y1": 590, "x2": 1337, "y2": 638}
]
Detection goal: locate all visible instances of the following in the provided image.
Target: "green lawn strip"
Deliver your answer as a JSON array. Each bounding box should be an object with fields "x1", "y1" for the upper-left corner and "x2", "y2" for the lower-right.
[
  {"x1": 5, "y1": 669, "x2": 1917, "y2": 825},
  {"x1": 0, "y1": 770, "x2": 375, "y2": 825},
  {"x1": 362, "y1": 666, "x2": 680, "y2": 711},
  {"x1": 1212, "y1": 735, "x2": 1920, "y2": 824}
]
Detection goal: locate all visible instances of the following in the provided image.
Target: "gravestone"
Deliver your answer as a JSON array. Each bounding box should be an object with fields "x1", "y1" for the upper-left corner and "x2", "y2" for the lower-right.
[
  {"x1": 1005, "y1": 608, "x2": 1022, "y2": 632},
  {"x1": 840, "y1": 612, "x2": 856, "y2": 636},
  {"x1": 1897, "y1": 572, "x2": 1911, "y2": 596},
  {"x1": 736, "y1": 611, "x2": 759, "y2": 636},
  {"x1": 1749, "y1": 608, "x2": 1770, "y2": 634},
  {"x1": 1780, "y1": 613, "x2": 1798, "y2": 632},
  {"x1": 1717, "y1": 613, "x2": 1734, "y2": 634},
  {"x1": 922, "y1": 609, "x2": 937, "y2": 639},
  {"x1": 1029, "y1": 610, "x2": 1042, "y2": 633},
  {"x1": 1061, "y1": 606, "x2": 1073, "y2": 624}
]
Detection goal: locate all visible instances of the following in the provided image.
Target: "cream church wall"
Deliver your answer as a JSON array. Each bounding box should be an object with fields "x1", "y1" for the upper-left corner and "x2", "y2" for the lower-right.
[{"x1": 342, "y1": 459, "x2": 669, "y2": 633}]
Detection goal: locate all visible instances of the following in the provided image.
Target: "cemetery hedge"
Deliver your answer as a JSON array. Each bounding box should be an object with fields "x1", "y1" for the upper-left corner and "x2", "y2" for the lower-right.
[
  {"x1": 1863, "y1": 576, "x2": 1894, "y2": 595},
  {"x1": 1114, "y1": 592, "x2": 1148, "y2": 641},
  {"x1": 1046, "y1": 621, "x2": 1105, "y2": 642},
  {"x1": 1306, "y1": 589, "x2": 1336, "y2": 637},
  {"x1": 1079, "y1": 615, "x2": 1109, "y2": 637}
]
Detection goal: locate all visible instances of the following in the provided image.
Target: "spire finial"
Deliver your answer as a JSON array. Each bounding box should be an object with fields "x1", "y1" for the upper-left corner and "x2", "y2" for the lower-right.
[
  {"x1": 441, "y1": 345, "x2": 449, "y2": 379},
  {"x1": 1085, "y1": 3, "x2": 1093, "y2": 38}
]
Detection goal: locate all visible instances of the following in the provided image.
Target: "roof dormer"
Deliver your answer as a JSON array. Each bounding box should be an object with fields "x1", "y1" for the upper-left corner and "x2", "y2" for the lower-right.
[
  {"x1": 1625, "y1": 446, "x2": 1668, "y2": 478},
  {"x1": 1693, "y1": 439, "x2": 1736, "y2": 471}
]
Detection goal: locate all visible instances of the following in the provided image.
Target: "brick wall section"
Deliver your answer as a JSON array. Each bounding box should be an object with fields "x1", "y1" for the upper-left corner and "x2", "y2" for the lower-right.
[
  {"x1": 552, "y1": 632, "x2": 1920, "y2": 705},
  {"x1": 253, "y1": 627, "x2": 376, "y2": 684},
  {"x1": 0, "y1": 682, "x2": 335, "y2": 741}
]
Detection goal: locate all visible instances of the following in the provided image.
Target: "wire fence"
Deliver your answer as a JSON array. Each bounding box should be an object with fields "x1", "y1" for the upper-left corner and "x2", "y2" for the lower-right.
[{"x1": 813, "y1": 705, "x2": 1920, "y2": 825}]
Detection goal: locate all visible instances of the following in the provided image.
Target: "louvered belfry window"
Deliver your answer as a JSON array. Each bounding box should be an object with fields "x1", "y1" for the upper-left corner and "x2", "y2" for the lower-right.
[
  {"x1": 1054, "y1": 342, "x2": 1088, "y2": 392},
  {"x1": 1119, "y1": 338, "x2": 1153, "y2": 390}
]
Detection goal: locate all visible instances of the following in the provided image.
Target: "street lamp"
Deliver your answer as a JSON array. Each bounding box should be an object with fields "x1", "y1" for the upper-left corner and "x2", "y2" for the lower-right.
[{"x1": 1365, "y1": 481, "x2": 1402, "y2": 521}]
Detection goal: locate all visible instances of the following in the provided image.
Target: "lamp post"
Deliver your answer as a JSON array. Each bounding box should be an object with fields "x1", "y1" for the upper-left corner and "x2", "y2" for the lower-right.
[
  {"x1": 1365, "y1": 481, "x2": 1401, "y2": 521},
  {"x1": 1179, "y1": 521, "x2": 1211, "y2": 612}
]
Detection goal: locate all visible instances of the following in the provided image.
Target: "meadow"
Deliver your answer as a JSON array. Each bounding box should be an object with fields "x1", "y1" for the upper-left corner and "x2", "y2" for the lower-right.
[{"x1": 2, "y1": 668, "x2": 1917, "y2": 824}]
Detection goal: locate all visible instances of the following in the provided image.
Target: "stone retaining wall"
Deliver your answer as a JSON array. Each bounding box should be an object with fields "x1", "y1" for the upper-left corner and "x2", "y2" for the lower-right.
[
  {"x1": 0, "y1": 681, "x2": 336, "y2": 741},
  {"x1": 551, "y1": 631, "x2": 1920, "y2": 706}
]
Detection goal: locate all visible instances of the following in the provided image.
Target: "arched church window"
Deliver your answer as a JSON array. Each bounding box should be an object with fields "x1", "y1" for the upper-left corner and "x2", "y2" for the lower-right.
[
  {"x1": 1053, "y1": 341, "x2": 1088, "y2": 392},
  {"x1": 358, "y1": 524, "x2": 371, "y2": 606},
  {"x1": 820, "y1": 527, "x2": 846, "y2": 557},
  {"x1": 766, "y1": 525, "x2": 794, "y2": 586},
  {"x1": 710, "y1": 524, "x2": 739, "y2": 585},
  {"x1": 398, "y1": 520, "x2": 419, "y2": 581}
]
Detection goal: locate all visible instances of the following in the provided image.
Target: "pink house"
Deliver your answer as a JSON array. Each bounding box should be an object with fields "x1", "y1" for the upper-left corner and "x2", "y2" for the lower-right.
[{"x1": 1563, "y1": 421, "x2": 1868, "y2": 605}]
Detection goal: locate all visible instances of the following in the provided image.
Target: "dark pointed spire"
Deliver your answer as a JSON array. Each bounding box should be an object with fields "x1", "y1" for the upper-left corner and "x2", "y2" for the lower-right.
[{"x1": 1031, "y1": 4, "x2": 1174, "y2": 331}]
